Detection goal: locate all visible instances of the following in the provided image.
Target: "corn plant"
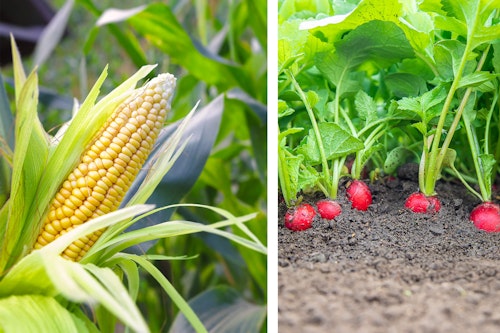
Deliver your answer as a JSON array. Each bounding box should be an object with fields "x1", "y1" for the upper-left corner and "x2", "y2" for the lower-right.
[
  {"x1": 0, "y1": 39, "x2": 266, "y2": 332},
  {"x1": 32, "y1": 1, "x2": 269, "y2": 330}
]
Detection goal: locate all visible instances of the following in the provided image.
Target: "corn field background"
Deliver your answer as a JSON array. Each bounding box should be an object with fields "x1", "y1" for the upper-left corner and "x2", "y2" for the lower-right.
[{"x1": 0, "y1": 0, "x2": 267, "y2": 332}]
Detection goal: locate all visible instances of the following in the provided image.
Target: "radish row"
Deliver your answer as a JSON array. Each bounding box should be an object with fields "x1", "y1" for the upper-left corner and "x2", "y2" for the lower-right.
[{"x1": 284, "y1": 181, "x2": 500, "y2": 233}]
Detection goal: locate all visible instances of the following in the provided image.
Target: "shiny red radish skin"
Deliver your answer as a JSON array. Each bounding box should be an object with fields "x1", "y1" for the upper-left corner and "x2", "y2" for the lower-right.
[
  {"x1": 346, "y1": 180, "x2": 372, "y2": 211},
  {"x1": 405, "y1": 192, "x2": 441, "y2": 213},
  {"x1": 470, "y1": 202, "x2": 500, "y2": 232},
  {"x1": 284, "y1": 203, "x2": 316, "y2": 231},
  {"x1": 316, "y1": 199, "x2": 342, "y2": 220}
]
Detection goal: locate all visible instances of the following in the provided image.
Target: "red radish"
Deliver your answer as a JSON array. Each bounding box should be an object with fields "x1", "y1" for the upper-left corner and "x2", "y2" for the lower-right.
[
  {"x1": 316, "y1": 199, "x2": 342, "y2": 219},
  {"x1": 405, "y1": 192, "x2": 441, "y2": 213},
  {"x1": 284, "y1": 203, "x2": 316, "y2": 231},
  {"x1": 469, "y1": 202, "x2": 500, "y2": 232},
  {"x1": 346, "y1": 180, "x2": 372, "y2": 211}
]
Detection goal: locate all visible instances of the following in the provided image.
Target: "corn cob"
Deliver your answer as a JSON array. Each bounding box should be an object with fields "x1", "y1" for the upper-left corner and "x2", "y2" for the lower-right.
[{"x1": 34, "y1": 73, "x2": 176, "y2": 261}]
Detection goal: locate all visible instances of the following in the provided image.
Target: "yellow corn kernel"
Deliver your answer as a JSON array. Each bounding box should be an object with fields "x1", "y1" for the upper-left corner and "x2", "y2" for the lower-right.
[
  {"x1": 92, "y1": 191, "x2": 105, "y2": 202},
  {"x1": 62, "y1": 205, "x2": 74, "y2": 217},
  {"x1": 103, "y1": 193, "x2": 115, "y2": 204},
  {"x1": 103, "y1": 147, "x2": 118, "y2": 160},
  {"x1": 60, "y1": 218, "x2": 72, "y2": 230},
  {"x1": 86, "y1": 196, "x2": 101, "y2": 208},
  {"x1": 74, "y1": 208, "x2": 87, "y2": 221},
  {"x1": 62, "y1": 247, "x2": 79, "y2": 260},
  {"x1": 41, "y1": 231, "x2": 56, "y2": 242},
  {"x1": 44, "y1": 223, "x2": 58, "y2": 236},
  {"x1": 55, "y1": 207, "x2": 65, "y2": 220},
  {"x1": 34, "y1": 73, "x2": 176, "y2": 260},
  {"x1": 70, "y1": 215, "x2": 83, "y2": 226},
  {"x1": 79, "y1": 205, "x2": 93, "y2": 217}
]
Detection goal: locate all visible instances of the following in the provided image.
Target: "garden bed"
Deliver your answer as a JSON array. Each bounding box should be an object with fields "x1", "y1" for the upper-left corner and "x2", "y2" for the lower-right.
[{"x1": 278, "y1": 173, "x2": 500, "y2": 332}]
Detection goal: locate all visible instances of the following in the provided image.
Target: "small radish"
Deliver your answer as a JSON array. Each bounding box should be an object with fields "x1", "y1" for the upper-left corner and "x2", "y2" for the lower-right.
[
  {"x1": 316, "y1": 199, "x2": 342, "y2": 220},
  {"x1": 469, "y1": 202, "x2": 500, "y2": 232},
  {"x1": 405, "y1": 192, "x2": 441, "y2": 213},
  {"x1": 346, "y1": 180, "x2": 372, "y2": 211},
  {"x1": 284, "y1": 203, "x2": 316, "y2": 231}
]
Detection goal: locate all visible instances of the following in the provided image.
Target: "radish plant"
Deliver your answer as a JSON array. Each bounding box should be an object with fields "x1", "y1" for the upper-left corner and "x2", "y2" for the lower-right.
[
  {"x1": 453, "y1": 83, "x2": 500, "y2": 231},
  {"x1": 279, "y1": 0, "x2": 500, "y2": 230},
  {"x1": 393, "y1": 1, "x2": 499, "y2": 213}
]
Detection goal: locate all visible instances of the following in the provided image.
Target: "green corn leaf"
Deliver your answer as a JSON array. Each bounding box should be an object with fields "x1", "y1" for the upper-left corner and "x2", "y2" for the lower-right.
[
  {"x1": 78, "y1": 0, "x2": 148, "y2": 68},
  {"x1": 0, "y1": 55, "x2": 47, "y2": 273},
  {"x1": 116, "y1": 252, "x2": 208, "y2": 333},
  {"x1": 0, "y1": 73, "x2": 13, "y2": 208},
  {"x1": 78, "y1": 263, "x2": 148, "y2": 332},
  {"x1": 18, "y1": 255, "x2": 149, "y2": 332},
  {"x1": 0, "y1": 206, "x2": 152, "y2": 331},
  {"x1": 95, "y1": 6, "x2": 147, "y2": 26},
  {"x1": 85, "y1": 204, "x2": 264, "y2": 263},
  {"x1": 91, "y1": 6, "x2": 151, "y2": 69},
  {"x1": 0, "y1": 295, "x2": 87, "y2": 333},
  {"x1": 44, "y1": 205, "x2": 154, "y2": 258},
  {"x1": 0, "y1": 208, "x2": 154, "y2": 332},
  {"x1": 33, "y1": 0, "x2": 74, "y2": 66},
  {"x1": 0, "y1": 250, "x2": 56, "y2": 297},
  {"x1": 112, "y1": 257, "x2": 141, "y2": 300},
  {"x1": 127, "y1": 3, "x2": 249, "y2": 93},
  {"x1": 170, "y1": 286, "x2": 266, "y2": 333},
  {"x1": 10, "y1": 37, "x2": 26, "y2": 103},
  {"x1": 0, "y1": 205, "x2": 153, "y2": 285},
  {"x1": 0, "y1": 202, "x2": 8, "y2": 246},
  {"x1": 247, "y1": 0, "x2": 267, "y2": 51}
]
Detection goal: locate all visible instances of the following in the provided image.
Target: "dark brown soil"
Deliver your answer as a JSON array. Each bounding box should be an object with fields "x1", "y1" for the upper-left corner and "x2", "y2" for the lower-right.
[{"x1": 278, "y1": 174, "x2": 500, "y2": 333}]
